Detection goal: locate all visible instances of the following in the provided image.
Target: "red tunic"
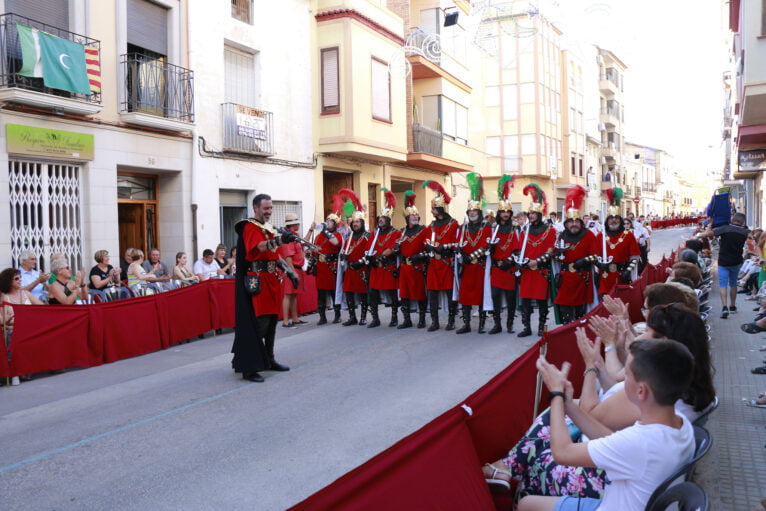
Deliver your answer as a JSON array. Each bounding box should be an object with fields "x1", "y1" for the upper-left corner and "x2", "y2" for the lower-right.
[
  {"x1": 279, "y1": 241, "x2": 305, "y2": 295},
  {"x1": 243, "y1": 221, "x2": 280, "y2": 316},
  {"x1": 398, "y1": 226, "x2": 428, "y2": 300},
  {"x1": 554, "y1": 229, "x2": 598, "y2": 306},
  {"x1": 424, "y1": 219, "x2": 460, "y2": 291},
  {"x1": 519, "y1": 226, "x2": 556, "y2": 300},
  {"x1": 596, "y1": 230, "x2": 640, "y2": 294},
  {"x1": 342, "y1": 232, "x2": 369, "y2": 294},
  {"x1": 458, "y1": 222, "x2": 492, "y2": 306},
  {"x1": 367, "y1": 228, "x2": 401, "y2": 290},
  {"x1": 489, "y1": 226, "x2": 519, "y2": 290},
  {"x1": 315, "y1": 231, "x2": 341, "y2": 290}
]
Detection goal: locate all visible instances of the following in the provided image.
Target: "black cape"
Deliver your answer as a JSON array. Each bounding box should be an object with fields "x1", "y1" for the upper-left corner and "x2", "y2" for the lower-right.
[{"x1": 230, "y1": 219, "x2": 269, "y2": 373}]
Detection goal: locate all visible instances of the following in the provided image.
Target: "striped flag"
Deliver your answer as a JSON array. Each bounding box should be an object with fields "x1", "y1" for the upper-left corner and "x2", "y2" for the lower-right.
[
  {"x1": 85, "y1": 46, "x2": 101, "y2": 93},
  {"x1": 17, "y1": 24, "x2": 43, "y2": 78}
]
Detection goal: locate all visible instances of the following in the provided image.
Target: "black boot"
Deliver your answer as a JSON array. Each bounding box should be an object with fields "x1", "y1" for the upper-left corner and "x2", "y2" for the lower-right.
[
  {"x1": 388, "y1": 298, "x2": 399, "y2": 328},
  {"x1": 317, "y1": 290, "x2": 327, "y2": 325},
  {"x1": 517, "y1": 299, "x2": 533, "y2": 337},
  {"x1": 445, "y1": 301, "x2": 458, "y2": 331},
  {"x1": 333, "y1": 304, "x2": 342, "y2": 324},
  {"x1": 417, "y1": 300, "x2": 427, "y2": 328},
  {"x1": 397, "y1": 299, "x2": 412, "y2": 329},
  {"x1": 506, "y1": 290, "x2": 516, "y2": 333},
  {"x1": 559, "y1": 305, "x2": 573, "y2": 326},
  {"x1": 488, "y1": 308, "x2": 503, "y2": 334},
  {"x1": 427, "y1": 292, "x2": 440, "y2": 332},
  {"x1": 342, "y1": 295, "x2": 358, "y2": 326},
  {"x1": 265, "y1": 335, "x2": 289, "y2": 372},
  {"x1": 456, "y1": 305, "x2": 472, "y2": 334},
  {"x1": 367, "y1": 293, "x2": 380, "y2": 328},
  {"x1": 537, "y1": 299, "x2": 549, "y2": 336},
  {"x1": 478, "y1": 309, "x2": 487, "y2": 333},
  {"x1": 359, "y1": 300, "x2": 368, "y2": 326}
]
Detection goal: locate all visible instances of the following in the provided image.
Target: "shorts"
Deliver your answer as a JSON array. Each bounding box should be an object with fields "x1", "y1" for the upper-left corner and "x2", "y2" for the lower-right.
[
  {"x1": 553, "y1": 495, "x2": 601, "y2": 511},
  {"x1": 718, "y1": 264, "x2": 741, "y2": 288}
]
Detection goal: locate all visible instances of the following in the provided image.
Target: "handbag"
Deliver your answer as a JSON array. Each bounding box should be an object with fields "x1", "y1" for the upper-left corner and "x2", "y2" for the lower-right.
[{"x1": 244, "y1": 274, "x2": 261, "y2": 296}]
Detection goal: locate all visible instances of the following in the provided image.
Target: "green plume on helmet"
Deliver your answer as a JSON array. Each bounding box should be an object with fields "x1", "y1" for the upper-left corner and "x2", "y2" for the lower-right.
[
  {"x1": 342, "y1": 199, "x2": 355, "y2": 219},
  {"x1": 465, "y1": 172, "x2": 486, "y2": 208}
]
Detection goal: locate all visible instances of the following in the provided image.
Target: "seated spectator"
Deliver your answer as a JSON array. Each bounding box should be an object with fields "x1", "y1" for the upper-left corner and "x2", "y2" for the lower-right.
[
  {"x1": 173, "y1": 252, "x2": 200, "y2": 285},
  {"x1": 214, "y1": 244, "x2": 234, "y2": 276},
  {"x1": 670, "y1": 262, "x2": 702, "y2": 288},
  {"x1": 142, "y1": 248, "x2": 173, "y2": 290},
  {"x1": 48, "y1": 259, "x2": 88, "y2": 304},
  {"x1": 89, "y1": 250, "x2": 129, "y2": 301},
  {"x1": 229, "y1": 247, "x2": 237, "y2": 276},
  {"x1": 18, "y1": 250, "x2": 49, "y2": 300},
  {"x1": 666, "y1": 281, "x2": 700, "y2": 313},
  {"x1": 127, "y1": 249, "x2": 164, "y2": 292},
  {"x1": 0, "y1": 268, "x2": 43, "y2": 386},
  {"x1": 515, "y1": 339, "x2": 695, "y2": 511},
  {"x1": 120, "y1": 247, "x2": 134, "y2": 282},
  {"x1": 193, "y1": 249, "x2": 223, "y2": 281}
]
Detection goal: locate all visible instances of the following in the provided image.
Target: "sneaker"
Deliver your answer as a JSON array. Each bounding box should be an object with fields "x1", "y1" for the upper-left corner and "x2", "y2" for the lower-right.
[
  {"x1": 281, "y1": 323, "x2": 297, "y2": 329},
  {"x1": 730, "y1": 306, "x2": 738, "y2": 314},
  {"x1": 721, "y1": 306, "x2": 729, "y2": 319}
]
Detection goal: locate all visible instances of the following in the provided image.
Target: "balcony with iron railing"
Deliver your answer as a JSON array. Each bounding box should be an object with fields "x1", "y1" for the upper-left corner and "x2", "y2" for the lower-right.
[
  {"x1": 642, "y1": 182, "x2": 657, "y2": 193},
  {"x1": 405, "y1": 28, "x2": 471, "y2": 92},
  {"x1": 0, "y1": 13, "x2": 102, "y2": 115},
  {"x1": 120, "y1": 53, "x2": 194, "y2": 131},
  {"x1": 221, "y1": 103, "x2": 274, "y2": 156},
  {"x1": 599, "y1": 106, "x2": 620, "y2": 127},
  {"x1": 407, "y1": 123, "x2": 472, "y2": 173}
]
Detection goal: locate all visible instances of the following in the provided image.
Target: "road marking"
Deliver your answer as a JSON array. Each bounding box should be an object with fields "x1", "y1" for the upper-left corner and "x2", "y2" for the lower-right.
[{"x1": 0, "y1": 329, "x2": 403, "y2": 474}]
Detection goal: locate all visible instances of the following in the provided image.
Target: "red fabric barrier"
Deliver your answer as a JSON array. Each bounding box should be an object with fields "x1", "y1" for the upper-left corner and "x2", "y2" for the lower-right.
[
  {"x1": 92, "y1": 297, "x2": 165, "y2": 363},
  {"x1": 289, "y1": 408, "x2": 495, "y2": 511},
  {"x1": 7, "y1": 304, "x2": 95, "y2": 375},
  {"x1": 208, "y1": 279, "x2": 235, "y2": 329},
  {"x1": 157, "y1": 283, "x2": 215, "y2": 346},
  {"x1": 0, "y1": 334, "x2": 8, "y2": 376}
]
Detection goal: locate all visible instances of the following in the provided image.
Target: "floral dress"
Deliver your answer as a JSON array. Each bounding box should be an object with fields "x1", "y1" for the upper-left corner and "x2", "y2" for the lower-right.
[{"x1": 501, "y1": 408, "x2": 607, "y2": 504}]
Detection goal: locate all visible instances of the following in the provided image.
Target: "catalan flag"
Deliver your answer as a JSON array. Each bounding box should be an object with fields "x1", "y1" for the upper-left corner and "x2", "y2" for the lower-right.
[{"x1": 85, "y1": 45, "x2": 101, "y2": 93}]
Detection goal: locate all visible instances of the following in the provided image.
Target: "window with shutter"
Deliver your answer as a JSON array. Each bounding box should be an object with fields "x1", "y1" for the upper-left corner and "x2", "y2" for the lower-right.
[
  {"x1": 321, "y1": 48, "x2": 339, "y2": 114},
  {"x1": 371, "y1": 58, "x2": 390, "y2": 122},
  {"x1": 6, "y1": 0, "x2": 69, "y2": 29},
  {"x1": 224, "y1": 46, "x2": 256, "y2": 107},
  {"x1": 127, "y1": 0, "x2": 168, "y2": 57}
]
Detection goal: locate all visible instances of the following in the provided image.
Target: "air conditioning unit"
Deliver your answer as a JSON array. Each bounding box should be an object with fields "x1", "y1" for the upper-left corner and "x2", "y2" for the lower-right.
[{"x1": 598, "y1": 123, "x2": 606, "y2": 131}]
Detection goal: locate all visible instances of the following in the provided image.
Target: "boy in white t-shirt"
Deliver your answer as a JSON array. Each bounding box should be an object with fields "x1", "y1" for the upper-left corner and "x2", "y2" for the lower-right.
[{"x1": 518, "y1": 339, "x2": 696, "y2": 511}]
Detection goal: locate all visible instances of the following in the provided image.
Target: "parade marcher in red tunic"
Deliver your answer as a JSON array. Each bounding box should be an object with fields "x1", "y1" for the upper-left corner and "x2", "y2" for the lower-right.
[
  {"x1": 278, "y1": 213, "x2": 307, "y2": 328},
  {"x1": 395, "y1": 191, "x2": 428, "y2": 329},
  {"x1": 488, "y1": 175, "x2": 520, "y2": 334},
  {"x1": 456, "y1": 173, "x2": 492, "y2": 334},
  {"x1": 596, "y1": 188, "x2": 641, "y2": 295},
  {"x1": 365, "y1": 189, "x2": 402, "y2": 328},
  {"x1": 312, "y1": 199, "x2": 342, "y2": 325},
  {"x1": 232, "y1": 193, "x2": 300, "y2": 382},
  {"x1": 421, "y1": 180, "x2": 460, "y2": 331},
  {"x1": 517, "y1": 184, "x2": 556, "y2": 338},
  {"x1": 336, "y1": 189, "x2": 370, "y2": 326},
  {"x1": 553, "y1": 185, "x2": 599, "y2": 325}
]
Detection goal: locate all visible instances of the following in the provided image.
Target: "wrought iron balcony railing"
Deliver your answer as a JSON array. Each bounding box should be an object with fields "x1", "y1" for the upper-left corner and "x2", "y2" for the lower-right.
[
  {"x1": 121, "y1": 53, "x2": 194, "y2": 122},
  {"x1": 412, "y1": 123, "x2": 443, "y2": 157},
  {"x1": 0, "y1": 13, "x2": 101, "y2": 104},
  {"x1": 221, "y1": 102, "x2": 274, "y2": 156}
]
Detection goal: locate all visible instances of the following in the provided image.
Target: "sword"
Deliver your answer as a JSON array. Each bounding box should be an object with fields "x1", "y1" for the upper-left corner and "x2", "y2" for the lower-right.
[{"x1": 514, "y1": 223, "x2": 531, "y2": 266}]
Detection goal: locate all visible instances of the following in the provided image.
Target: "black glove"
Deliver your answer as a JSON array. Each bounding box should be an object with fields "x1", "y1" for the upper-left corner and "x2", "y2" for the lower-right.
[
  {"x1": 488, "y1": 243, "x2": 496, "y2": 255},
  {"x1": 573, "y1": 257, "x2": 591, "y2": 271},
  {"x1": 499, "y1": 260, "x2": 511, "y2": 271},
  {"x1": 595, "y1": 261, "x2": 611, "y2": 272},
  {"x1": 424, "y1": 244, "x2": 435, "y2": 254},
  {"x1": 411, "y1": 253, "x2": 426, "y2": 265},
  {"x1": 349, "y1": 260, "x2": 362, "y2": 270},
  {"x1": 287, "y1": 268, "x2": 300, "y2": 288},
  {"x1": 322, "y1": 230, "x2": 334, "y2": 240},
  {"x1": 620, "y1": 270, "x2": 632, "y2": 283},
  {"x1": 280, "y1": 231, "x2": 298, "y2": 244},
  {"x1": 339, "y1": 253, "x2": 347, "y2": 262}
]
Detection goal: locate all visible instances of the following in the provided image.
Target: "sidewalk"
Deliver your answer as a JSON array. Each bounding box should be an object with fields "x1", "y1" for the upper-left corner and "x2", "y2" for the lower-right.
[{"x1": 693, "y1": 263, "x2": 766, "y2": 510}]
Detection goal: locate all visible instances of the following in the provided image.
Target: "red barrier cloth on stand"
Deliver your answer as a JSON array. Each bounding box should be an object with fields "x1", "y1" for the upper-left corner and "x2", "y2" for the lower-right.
[
  {"x1": 156, "y1": 283, "x2": 215, "y2": 345},
  {"x1": 91, "y1": 297, "x2": 164, "y2": 364},
  {"x1": 208, "y1": 279, "x2": 235, "y2": 329},
  {"x1": 289, "y1": 408, "x2": 495, "y2": 511},
  {"x1": 0, "y1": 333, "x2": 8, "y2": 376},
  {"x1": 6, "y1": 304, "x2": 94, "y2": 375}
]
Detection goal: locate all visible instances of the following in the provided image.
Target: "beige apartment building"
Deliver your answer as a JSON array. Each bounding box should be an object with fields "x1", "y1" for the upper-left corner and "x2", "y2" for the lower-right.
[{"x1": 597, "y1": 47, "x2": 627, "y2": 215}]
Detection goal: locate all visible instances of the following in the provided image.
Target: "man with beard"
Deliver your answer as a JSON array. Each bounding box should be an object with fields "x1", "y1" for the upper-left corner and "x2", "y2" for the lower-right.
[
  {"x1": 231, "y1": 193, "x2": 300, "y2": 382},
  {"x1": 487, "y1": 175, "x2": 520, "y2": 334},
  {"x1": 365, "y1": 188, "x2": 402, "y2": 327},
  {"x1": 312, "y1": 201, "x2": 342, "y2": 325},
  {"x1": 517, "y1": 184, "x2": 556, "y2": 338},
  {"x1": 456, "y1": 172, "x2": 492, "y2": 334},
  {"x1": 421, "y1": 180, "x2": 460, "y2": 331},
  {"x1": 553, "y1": 185, "x2": 599, "y2": 324},
  {"x1": 395, "y1": 191, "x2": 429, "y2": 329},
  {"x1": 336, "y1": 189, "x2": 370, "y2": 326},
  {"x1": 596, "y1": 188, "x2": 640, "y2": 295}
]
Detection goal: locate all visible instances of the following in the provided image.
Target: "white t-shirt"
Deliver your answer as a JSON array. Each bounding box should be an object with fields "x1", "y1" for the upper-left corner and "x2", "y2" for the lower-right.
[
  {"x1": 587, "y1": 414, "x2": 695, "y2": 511},
  {"x1": 193, "y1": 259, "x2": 220, "y2": 281},
  {"x1": 632, "y1": 220, "x2": 650, "y2": 246}
]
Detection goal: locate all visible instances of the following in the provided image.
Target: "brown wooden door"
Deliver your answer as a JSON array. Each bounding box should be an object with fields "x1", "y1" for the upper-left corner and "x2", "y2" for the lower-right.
[
  {"x1": 322, "y1": 171, "x2": 353, "y2": 219},
  {"x1": 119, "y1": 203, "x2": 144, "y2": 255}
]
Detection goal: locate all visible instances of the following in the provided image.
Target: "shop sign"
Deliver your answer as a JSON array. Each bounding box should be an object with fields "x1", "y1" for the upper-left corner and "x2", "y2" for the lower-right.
[
  {"x1": 6, "y1": 124, "x2": 94, "y2": 160},
  {"x1": 737, "y1": 149, "x2": 766, "y2": 172},
  {"x1": 235, "y1": 105, "x2": 266, "y2": 140}
]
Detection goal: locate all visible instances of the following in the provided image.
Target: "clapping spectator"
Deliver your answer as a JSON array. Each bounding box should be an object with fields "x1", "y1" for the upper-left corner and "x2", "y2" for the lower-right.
[
  {"x1": 18, "y1": 250, "x2": 49, "y2": 300},
  {"x1": 214, "y1": 244, "x2": 234, "y2": 276},
  {"x1": 142, "y1": 248, "x2": 171, "y2": 279},
  {"x1": 173, "y1": 252, "x2": 199, "y2": 285},
  {"x1": 89, "y1": 250, "x2": 129, "y2": 301},
  {"x1": 48, "y1": 259, "x2": 88, "y2": 304},
  {"x1": 229, "y1": 247, "x2": 237, "y2": 276},
  {"x1": 193, "y1": 249, "x2": 223, "y2": 281},
  {"x1": 127, "y1": 249, "x2": 164, "y2": 292}
]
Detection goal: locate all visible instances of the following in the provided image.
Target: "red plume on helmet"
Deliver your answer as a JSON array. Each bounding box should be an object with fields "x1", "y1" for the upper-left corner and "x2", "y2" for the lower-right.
[
  {"x1": 422, "y1": 180, "x2": 452, "y2": 204},
  {"x1": 337, "y1": 188, "x2": 363, "y2": 211},
  {"x1": 383, "y1": 188, "x2": 396, "y2": 210},
  {"x1": 523, "y1": 183, "x2": 548, "y2": 215},
  {"x1": 404, "y1": 190, "x2": 416, "y2": 209},
  {"x1": 565, "y1": 185, "x2": 586, "y2": 213},
  {"x1": 331, "y1": 193, "x2": 345, "y2": 216},
  {"x1": 604, "y1": 188, "x2": 614, "y2": 205}
]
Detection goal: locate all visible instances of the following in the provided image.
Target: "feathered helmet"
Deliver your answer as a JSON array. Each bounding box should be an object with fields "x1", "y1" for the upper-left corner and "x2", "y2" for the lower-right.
[
  {"x1": 403, "y1": 190, "x2": 419, "y2": 218},
  {"x1": 605, "y1": 187, "x2": 623, "y2": 217},
  {"x1": 422, "y1": 180, "x2": 451, "y2": 209},
  {"x1": 327, "y1": 194, "x2": 343, "y2": 223},
  {"x1": 523, "y1": 183, "x2": 548, "y2": 214},
  {"x1": 564, "y1": 184, "x2": 587, "y2": 221},
  {"x1": 497, "y1": 174, "x2": 515, "y2": 212},
  {"x1": 466, "y1": 172, "x2": 485, "y2": 212},
  {"x1": 338, "y1": 188, "x2": 365, "y2": 221},
  {"x1": 379, "y1": 187, "x2": 396, "y2": 218}
]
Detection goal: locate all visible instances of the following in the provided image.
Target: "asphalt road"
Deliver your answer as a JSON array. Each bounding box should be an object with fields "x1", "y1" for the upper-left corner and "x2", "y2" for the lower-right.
[{"x1": 0, "y1": 226, "x2": 690, "y2": 510}]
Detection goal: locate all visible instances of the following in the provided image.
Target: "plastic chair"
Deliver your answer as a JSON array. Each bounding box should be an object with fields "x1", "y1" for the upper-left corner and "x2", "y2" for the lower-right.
[
  {"x1": 644, "y1": 426, "x2": 712, "y2": 510},
  {"x1": 645, "y1": 481, "x2": 709, "y2": 511},
  {"x1": 692, "y1": 396, "x2": 718, "y2": 428}
]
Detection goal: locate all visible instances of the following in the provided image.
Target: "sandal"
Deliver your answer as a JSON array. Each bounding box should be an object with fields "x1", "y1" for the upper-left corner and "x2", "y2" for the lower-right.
[
  {"x1": 741, "y1": 323, "x2": 766, "y2": 334},
  {"x1": 483, "y1": 463, "x2": 511, "y2": 493},
  {"x1": 752, "y1": 365, "x2": 766, "y2": 374},
  {"x1": 744, "y1": 393, "x2": 766, "y2": 408}
]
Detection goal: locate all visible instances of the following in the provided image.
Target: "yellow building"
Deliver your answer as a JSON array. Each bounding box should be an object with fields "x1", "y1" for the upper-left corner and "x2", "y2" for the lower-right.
[{"x1": 597, "y1": 47, "x2": 628, "y2": 215}]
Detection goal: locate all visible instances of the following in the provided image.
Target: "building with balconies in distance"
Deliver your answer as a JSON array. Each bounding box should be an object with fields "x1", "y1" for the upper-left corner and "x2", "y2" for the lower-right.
[
  {"x1": 625, "y1": 141, "x2": 663, "y2": 217},
  {"x1": 596, "y1": 46, "x2": 627, "y2": 214},
  {"x1": 0, "y1": 0, "x2": 196, "y2": 270}
]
